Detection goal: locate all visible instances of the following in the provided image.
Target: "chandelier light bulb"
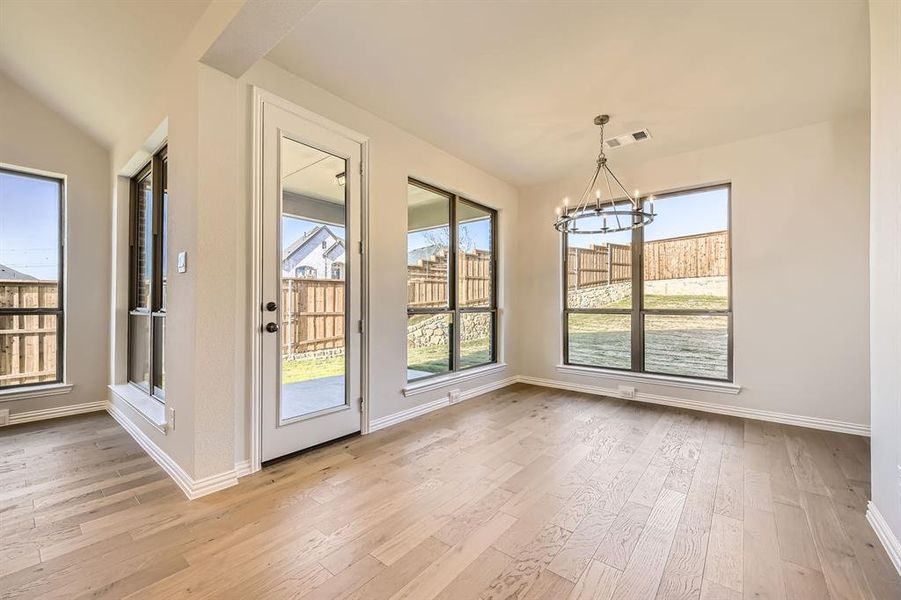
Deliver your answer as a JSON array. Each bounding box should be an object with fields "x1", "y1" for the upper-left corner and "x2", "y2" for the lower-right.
[{"x1": 555, "y1": 206, "x2": 562, "y2": 216}]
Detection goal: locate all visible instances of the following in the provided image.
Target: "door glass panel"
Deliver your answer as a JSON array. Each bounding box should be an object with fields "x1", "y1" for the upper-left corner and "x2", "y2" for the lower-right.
[{"x1": 279, "y1": 136, "x2": 348, "y2": 423}]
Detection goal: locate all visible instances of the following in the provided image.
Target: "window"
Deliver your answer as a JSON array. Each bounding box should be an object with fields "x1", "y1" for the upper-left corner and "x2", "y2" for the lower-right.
[
  {"x1": 296, "y1": 265, "x2": 316, "y2": 278},
  {"x1": 331, "y1": 264, "x2": 343, "y2": 280},
  {"x1": 564, "y1": 184, "x2": 731, "y2": 381},
  {"x1": 407, "y1": 180, "x2": 497, "y2": 381},
  {"x1": 0, "y1": 168, "x2": 64, "y2": 390},
  {"x1": 129, "y1": 146, "x2": 167, "y2": 399}
]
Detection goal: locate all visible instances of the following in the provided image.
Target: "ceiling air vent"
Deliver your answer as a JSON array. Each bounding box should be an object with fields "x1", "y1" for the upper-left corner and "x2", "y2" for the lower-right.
[{"x1": 604, "y1": 128, "x2": 652, "y2": 150}]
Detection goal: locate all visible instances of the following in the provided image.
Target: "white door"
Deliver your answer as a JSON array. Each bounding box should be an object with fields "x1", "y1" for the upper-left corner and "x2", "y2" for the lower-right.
[{"x1": 261, "y1": 100, "x2": 363, "y2": 462}]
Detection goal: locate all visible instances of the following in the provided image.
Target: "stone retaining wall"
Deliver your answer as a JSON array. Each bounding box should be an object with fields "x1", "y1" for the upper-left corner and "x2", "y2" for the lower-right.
[{"x1": 407, "y1": 312, "x2": 491, "y2": 348}]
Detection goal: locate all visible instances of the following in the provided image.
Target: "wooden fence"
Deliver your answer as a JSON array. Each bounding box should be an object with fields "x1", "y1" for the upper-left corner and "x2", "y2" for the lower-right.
[
  {"x1": 643, "y1": 230, "x2": 729, "y2": 282},
  {"x1": 407, "y1": 248, "x2": 491, "y2": 308},
  {"x1": 0, "y1": 280, "x2": 58, "y2": 387},
  {"x1": 567, "y1": 230, "x2": 728, "y2": 289},
  {"x1": 567, "y1": 244, "x2": 632, "y2": 289},
  {"x1": 281, "y1": 278, "x2": 345, "y2": 355}
]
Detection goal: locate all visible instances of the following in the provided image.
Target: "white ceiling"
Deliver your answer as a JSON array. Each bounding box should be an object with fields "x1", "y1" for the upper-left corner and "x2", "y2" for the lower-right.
[
  {"x1": 0, "y1": 0, "x2": 212, "y2": 147},
  {"x1": 281, "y1": 136, "x2": 346, "y2": 203},
  {"x1": 267, "y1": 0, "x2": 870, "y2": 186}
]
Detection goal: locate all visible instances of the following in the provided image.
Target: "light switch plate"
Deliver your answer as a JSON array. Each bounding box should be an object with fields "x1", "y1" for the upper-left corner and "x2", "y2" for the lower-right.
[{"x1": 177, "y1": 251, "x2": 187, "y2": 273}]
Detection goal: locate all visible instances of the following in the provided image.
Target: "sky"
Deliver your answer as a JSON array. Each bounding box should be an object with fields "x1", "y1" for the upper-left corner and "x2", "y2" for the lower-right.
[
  {"x1": 407, "y1": 216, "x2": 492, "y2": 253},
  {"x1": 567, "y1": 187, "x2": 728, "y2": 248},
  {"x1": 0, "y1": 171, "x2": 60, "y2": 281},
  {"x1": 282, "y1": 215, "x2": 345, "y2": 251}
]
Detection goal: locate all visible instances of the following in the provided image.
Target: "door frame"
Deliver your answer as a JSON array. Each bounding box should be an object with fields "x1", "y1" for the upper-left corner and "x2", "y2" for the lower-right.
[{"x1": 250, "y1": 87, "x2": 371, "y2": 474}]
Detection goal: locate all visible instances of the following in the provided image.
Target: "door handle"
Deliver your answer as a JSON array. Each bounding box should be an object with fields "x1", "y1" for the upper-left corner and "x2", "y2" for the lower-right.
[
  {"x1": 265, "y1": 301, "x2": 277, "y2": 312},
  {"x1": 265, "y1": 322, "x2": 279, "y2": 333}
]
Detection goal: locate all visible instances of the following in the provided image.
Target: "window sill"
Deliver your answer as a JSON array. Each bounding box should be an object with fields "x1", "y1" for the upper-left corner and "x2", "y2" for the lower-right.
[
  {"x1": 403, "y1": 363, "x2": 507, "y2": 397},
  {"x1": 556, "y1": 364, "x2": 741, "y2": 395},
  {"x1": 109, "y1": 384, "x2": 167, "y2": 433},
  {"x1": 0, "y1": 383, "x2": 73, "y2": 403}
]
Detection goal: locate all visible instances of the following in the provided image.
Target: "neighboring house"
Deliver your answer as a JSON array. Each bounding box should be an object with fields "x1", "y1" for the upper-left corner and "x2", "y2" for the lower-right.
[
  {"x1": 282, "y1": 225, "x2": 345, "y2": 279},
  {"x1": 0, "y1": 262, "x2": 38, "y2": 281},
  {"x1": 406, "y1": 243, "x2": 447, "y2": 267}
]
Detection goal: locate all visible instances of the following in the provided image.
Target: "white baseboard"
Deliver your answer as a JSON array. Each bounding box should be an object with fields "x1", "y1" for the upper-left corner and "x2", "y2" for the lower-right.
[
  {"x1": 867, "y1": 501, "x2": 901, "y2": 576},
  {"x1": 369, "y1": 376, "x2": 518, "y2": 432},
  {"x1": 107, "y1": 401, "x2": 239, "y2": 500},
  {"x1": 517, "y1": 376, "x2": 870, "y2": 437},
  {"x1": 234, "y1": 459, "x2": 252, "y2": 478},
  {"x1": 7, "y1": 400, "x2": 107, "y2": 426}
]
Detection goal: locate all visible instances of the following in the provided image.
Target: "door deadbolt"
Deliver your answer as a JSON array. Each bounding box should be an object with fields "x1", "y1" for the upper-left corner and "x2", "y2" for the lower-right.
[{"x1": 265, "y1": 301, "x2": 278, "y2": 312}]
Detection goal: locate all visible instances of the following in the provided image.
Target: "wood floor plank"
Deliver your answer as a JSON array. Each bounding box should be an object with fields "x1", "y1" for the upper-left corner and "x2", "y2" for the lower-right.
[
  {"x1": 611, "y1": 488, "x2": 687, "y2": 600},
  {"x1": 704, "y1": 513, "x2": 743, "y2": 593},
  {"x1": 799, "y1": 491, "x2": 874, "y2": 599},
  {"x1": 567, "y1": 559, "x2": 621, "y2": 600},
  {"x1": 592, "y1": 501, "x2": 651, "y2": 571},
  {"x1": 743, "y1": 507, "x2": 787, "y2": 600},
  {"x1": 0, "y1": 390, "x2": 897, "y2": 599},
  {"x1": 388, "y1": 512, "x2": 516, "y2": 600}
]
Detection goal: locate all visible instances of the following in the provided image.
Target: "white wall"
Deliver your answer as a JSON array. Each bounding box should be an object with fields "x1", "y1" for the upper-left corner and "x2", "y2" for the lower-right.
[
  {"x1": 869, "y1": 0, "x2": 901, "y2": 552},
  {"x1": 233, "y1": 59, "x2": 521, "y2": 464},
  {"x1": 0, "y1": 71, "x2": 110, "y2": 417},
  {"x1": 517, "y1": 114, "x2": 870, "y2": 429},
  {"x1": 107, "y1": 3, "x2": 244, "y2": 481}
]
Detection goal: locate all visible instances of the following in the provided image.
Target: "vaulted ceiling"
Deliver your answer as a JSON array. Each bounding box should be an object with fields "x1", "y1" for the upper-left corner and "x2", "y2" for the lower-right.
[
  {"x1": 0, "y1": 0, "x2": 212, "y2": 147},
  {"x1": 1, "y1": 1, "x2": 869, "y2": 187},
  {"x1": 266, "y1": 0, "x2": 869, "y2": 185}
]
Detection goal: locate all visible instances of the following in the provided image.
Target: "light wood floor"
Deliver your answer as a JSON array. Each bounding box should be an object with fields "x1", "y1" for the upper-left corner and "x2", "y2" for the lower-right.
[{"x1": 1, "y1": 384, "x2": 899, "y2": 599}]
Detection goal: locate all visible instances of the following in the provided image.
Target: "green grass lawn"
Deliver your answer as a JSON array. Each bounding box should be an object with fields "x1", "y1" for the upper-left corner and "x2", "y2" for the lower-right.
[
  {"x1": 606, "y1": 294, "x2": 727, "y2": 311},
  {"x1": 568, "y1": 293, "x2": 729, "y2": 379},
  {"x1": 282, "y1": 337, "x2": 491, "y2": 384}
]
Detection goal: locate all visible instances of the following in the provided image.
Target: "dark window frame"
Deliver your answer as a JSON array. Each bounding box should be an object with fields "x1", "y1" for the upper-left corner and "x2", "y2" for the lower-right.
[
  {"x1": 562, "y1": 183, "x2": 733, "y2": 382},
  {"x1": 128, "y1": 145, "x2": 167, "y2": 400},
  {"x1": 0, "y1": 167, "x2": 65, "y2": 390},
  {"x1": 407, "y1": 179, "x2": 498, "y2": 382}
]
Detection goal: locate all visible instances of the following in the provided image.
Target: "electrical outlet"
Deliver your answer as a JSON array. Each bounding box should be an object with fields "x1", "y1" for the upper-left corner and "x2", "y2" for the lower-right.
[
  {"x1": 449, "y1": 388, "x2": 461, "y2": 404},
  {"x1": 618, "y1": 385, "x2": 636, "y2": 399},
  {"x1": 0, "y1": 409, "x2": 8, "y2": 427},
  {"x1": 167, "y1": 407, "x2": 176, "y2": 430}
]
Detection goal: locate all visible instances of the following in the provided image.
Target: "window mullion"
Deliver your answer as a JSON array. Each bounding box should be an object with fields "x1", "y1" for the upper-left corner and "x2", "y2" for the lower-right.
[
  {"x1": 631, "y1": 215, "x2": 643, "y2": 373},
  {"x1": 450, "y1": 196, "x2": 459, "y2": 373}
]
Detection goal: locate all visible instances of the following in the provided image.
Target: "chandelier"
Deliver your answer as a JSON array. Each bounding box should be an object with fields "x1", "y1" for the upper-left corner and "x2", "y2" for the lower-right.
[{"x1": 553, "y1": 115, "x2": 655, "y2": 235}]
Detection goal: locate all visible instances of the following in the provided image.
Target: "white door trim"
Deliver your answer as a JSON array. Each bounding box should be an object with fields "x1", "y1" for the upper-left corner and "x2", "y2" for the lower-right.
[{"x1": 250, "y1": 87, "x2": 370, "y2": 474}]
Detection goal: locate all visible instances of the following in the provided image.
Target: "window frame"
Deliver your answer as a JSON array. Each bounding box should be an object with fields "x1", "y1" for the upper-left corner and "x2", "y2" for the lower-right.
[
  {"x1": 0, "y1": 166, "x2": 65, "y2": 391},
  {"x1": 562, "y1": 183, "x2": 733, "y2": 382},
  {"x1": 128, "y1": 145, "x2": 167, "y2": 400},
  {"x1": 407, "y1": 179, "x2": 498, "y2": 382}
]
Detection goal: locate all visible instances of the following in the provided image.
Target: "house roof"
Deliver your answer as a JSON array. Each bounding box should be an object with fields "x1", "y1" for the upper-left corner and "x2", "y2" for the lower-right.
[
  {"x1": 0, "y1": 263, "x2": 37, "y2": 281},
  {"x1": 282, "y1": 224, "x2": 345, "y2": 262},
  {"x1": 407, "y1": 244, "x2": 446, "y2": 267}
]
